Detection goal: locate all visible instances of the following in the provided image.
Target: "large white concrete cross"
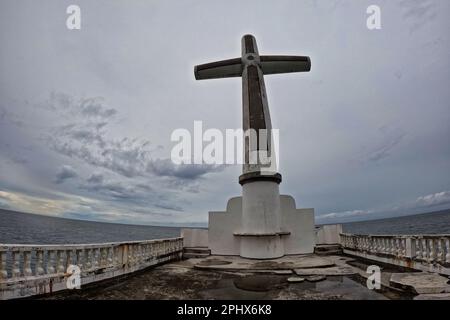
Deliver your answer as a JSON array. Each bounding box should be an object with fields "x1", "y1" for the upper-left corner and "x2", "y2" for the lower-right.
[
  {"x1": 195, "y1": 35, "x2": 314, "y2": 259},
  {"x1": 194, "y1": 34, "x2": 311, "y2": 185}
]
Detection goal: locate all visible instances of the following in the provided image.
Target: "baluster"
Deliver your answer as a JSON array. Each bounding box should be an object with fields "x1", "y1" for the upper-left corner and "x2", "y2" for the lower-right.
[
  {"x1": 428, "y1": 239, "x2": 435, "y2": 262},
  {"x1": 135, "y1": 245, "x2": 140, "y2": 264},
  {"x1": 36, "y1": 250, "x2": 45, "y2": 275},
  {"x1": 97, "y1": 248, "x2": 102, "y2": 268},
  {"x1": 67, "y1": 250, "x2": 73, "y2": 269},
  {"x1": 12, "y1": 251, "x2": 21, "y2": 278},
  {"x1": 107, "y1": 247, "x2": 113, "y2": 266},
  {"x1": 47, "y1": 250, "x2": 55, "y2": 274},
  {"x1": 23, "y1": 251, "x2": 32, "y2": 276},
  {"x1": 416, "y1": 238, "x2": 422, "y2": 260},
  {"x1": 83, "y1": 248, "x2": 92, "y2": 272},
  {"x1": 99, "y1": 248, "x2": 106, "y2": 267},
  {"x1": 135, "y1": 245, "x2": 139, "y2": 264},
  {"x1": 421, "y1": 239, "x2": 428, "y2": 261},
  {"x1": 446, "y1": 238, "x2": 450, "y2": 264},
  {"x1": 128, "y1": 246, "x2": 133, "y2": 266},
  {"x1": 0, "y1": 251, "x2": 8, "y2": 280},
  {"x1": 143, "y1": 245, "x2": 146, "y2": 261},
  {"x1": 149, "y1": 244, "x2": 153, "y2": 259},
  {"x1": 76, "y1": 249, "x2": 83, "y2": 271},
  {"x1": 57, "y1": 250, "x2": 65, "y2": 273},
  {"x1": 130, "y1": 246, "x2": 135, "y2": 265},
  {"x1": 94, "y1": 248, "x2": 100, "y2": 269},
  {"x1": 402, "y1": 238, "x2": 408, "y2": 257},
  {"x1": 114, "y1": 247, "x2": 120, "y2": 267},
  {"x1": 137, "y1": 245, "x2": 142, "y2": 264},
  {"x1": 437, "y1": 239, "x2": 444, "y2": 263}
]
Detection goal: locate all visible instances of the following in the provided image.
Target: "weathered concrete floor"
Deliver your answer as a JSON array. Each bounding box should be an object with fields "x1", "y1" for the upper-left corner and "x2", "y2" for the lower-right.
[{"x1": 36, "y1": 254, "x2": 433, "y2": 300}]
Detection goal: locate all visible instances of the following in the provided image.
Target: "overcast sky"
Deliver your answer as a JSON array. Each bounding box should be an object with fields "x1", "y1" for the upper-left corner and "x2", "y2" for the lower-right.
[{"x1": 0, "y1": 0, "x2": 449, "y2": 226}]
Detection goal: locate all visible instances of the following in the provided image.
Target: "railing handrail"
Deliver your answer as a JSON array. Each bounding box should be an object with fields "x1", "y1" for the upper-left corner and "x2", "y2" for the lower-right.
[
  {"x1": 340, "y1": 233, "x2": 450, "y2": 238},
  {"x1": 0, "y1": 237, "x2": 183, "y2": 251}
]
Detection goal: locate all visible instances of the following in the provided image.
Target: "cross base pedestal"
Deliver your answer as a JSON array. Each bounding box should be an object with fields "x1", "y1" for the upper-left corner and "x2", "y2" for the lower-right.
[{"x1": 208, "y1": 195, "x2": 315, "y2": 259}]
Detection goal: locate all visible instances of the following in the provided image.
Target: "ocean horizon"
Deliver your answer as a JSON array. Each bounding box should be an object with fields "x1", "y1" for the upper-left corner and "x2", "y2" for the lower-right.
[{"x1": 1, "y1": 207, "x2": 449, "y2": 244}]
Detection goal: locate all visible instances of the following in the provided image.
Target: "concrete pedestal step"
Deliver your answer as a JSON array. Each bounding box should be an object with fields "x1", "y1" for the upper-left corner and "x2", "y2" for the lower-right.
[
  {"x1": 314, "y1": 244, "x2": 343, "y2": 256},
  {"x1": 183, "y1": 247, "x2": 211, "y2": 259}
]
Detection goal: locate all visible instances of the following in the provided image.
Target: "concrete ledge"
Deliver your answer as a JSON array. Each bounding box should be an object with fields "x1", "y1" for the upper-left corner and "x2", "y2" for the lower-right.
[
  {"x1": 180, "y1": 228, "x2": 209, "y2": 248},
  {"x1": 343, "y1": 248, "x2": 450, "y2": 276}
]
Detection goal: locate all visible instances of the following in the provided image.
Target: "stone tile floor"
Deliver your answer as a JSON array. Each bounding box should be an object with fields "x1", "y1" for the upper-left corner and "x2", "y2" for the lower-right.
[{"x1": 39, "y1": 254, "x2": 450, "y2": 300}]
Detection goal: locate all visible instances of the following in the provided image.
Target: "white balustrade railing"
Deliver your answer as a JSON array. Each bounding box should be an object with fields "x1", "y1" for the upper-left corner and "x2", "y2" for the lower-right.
[
  {"x1": 340, "y1": 233, "x2": 450, "y2": 273},
  {"x1": 0, "y1": 237, "x2": 183, "y2": 299}
]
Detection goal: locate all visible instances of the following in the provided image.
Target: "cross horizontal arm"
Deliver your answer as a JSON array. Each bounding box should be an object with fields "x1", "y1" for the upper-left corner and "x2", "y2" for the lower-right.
[
  {"x1": 194, "y1": 57, "x2": 242, "y2": 80},
  {"x1": 260, "y1": 55, "x2": 311, "y2": 75}
]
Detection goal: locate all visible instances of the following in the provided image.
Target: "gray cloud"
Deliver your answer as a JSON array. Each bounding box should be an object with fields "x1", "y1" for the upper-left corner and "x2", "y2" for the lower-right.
[
  {"x1": 399, "y1": 0, "x2": 437, "y2": 32},
  {"x1": 87, "y1": 173, "x2": 104, "y2": 184},
  {"x1": 45, "y1": 92, "x2": 221, "y2": 182},
  {"x1": 415, "y1": 191, "x2": 450, "y2": 208},
  {"x1": 54, "y1": 165, "x2": 78, "y2": 184},
  {"x1": 363, "y1": 126, "x2": 406, "y2": 163},
  {"x1": 147, "y1": 158, "x2": 223, "y2": 179}
]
